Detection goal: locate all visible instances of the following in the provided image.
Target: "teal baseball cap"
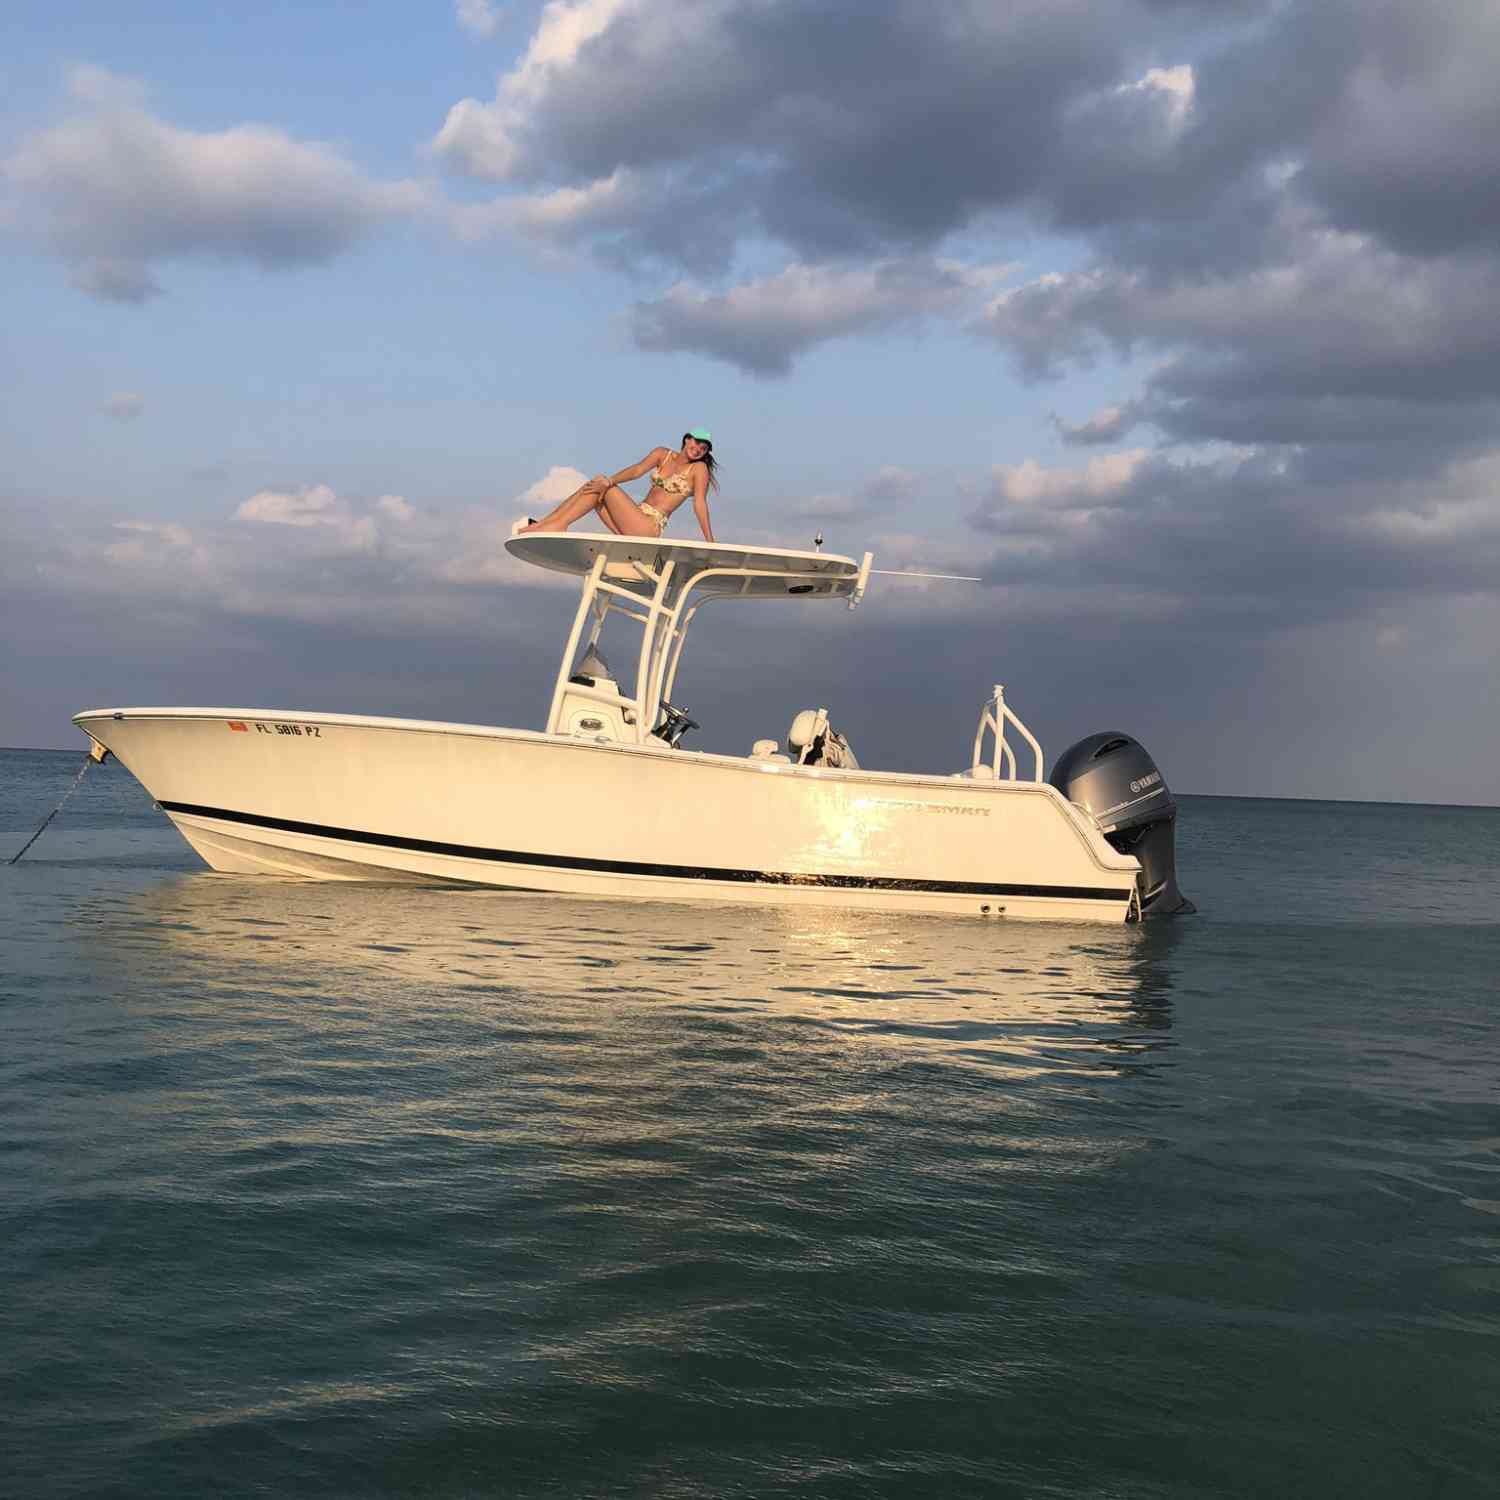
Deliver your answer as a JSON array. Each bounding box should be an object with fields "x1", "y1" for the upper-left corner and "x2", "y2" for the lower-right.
[{"x1": 686, "y1": 427, "x2": 712, "y2": 442}]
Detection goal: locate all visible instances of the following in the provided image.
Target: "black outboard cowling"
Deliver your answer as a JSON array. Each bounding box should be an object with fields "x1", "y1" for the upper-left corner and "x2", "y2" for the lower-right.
[{"x1": 1050, "y1": 732, "x2": 1194, "y2": 917}]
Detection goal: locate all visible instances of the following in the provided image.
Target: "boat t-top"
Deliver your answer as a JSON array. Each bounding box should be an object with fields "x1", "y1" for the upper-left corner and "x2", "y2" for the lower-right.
[{"x1": 74, "y1": 534, "x2": 1191, "y2": 922}]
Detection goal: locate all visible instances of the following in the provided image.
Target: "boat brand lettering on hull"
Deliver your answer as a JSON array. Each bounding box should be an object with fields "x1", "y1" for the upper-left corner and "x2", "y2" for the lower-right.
[{"x1": 864, "y1": 799, "x2": 990, "y2": 817}]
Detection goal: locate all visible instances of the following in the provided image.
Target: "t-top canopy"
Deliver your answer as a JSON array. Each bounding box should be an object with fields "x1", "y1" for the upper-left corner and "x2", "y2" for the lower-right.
[{"x1": 505, "y1": 533, "x2": 867, "y2": 602}]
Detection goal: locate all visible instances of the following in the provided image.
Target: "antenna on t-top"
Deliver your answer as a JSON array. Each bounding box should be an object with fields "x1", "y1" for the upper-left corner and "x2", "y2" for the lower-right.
[
  {"x1": 871, "y1": 567, "x2": 981, "y2": 582},
  {"x1": 846, "y1": 549, "x2": 981, "y2": 610},
  {"x1": 818, "y1": 533, "x2": 976, "y2": 583}
]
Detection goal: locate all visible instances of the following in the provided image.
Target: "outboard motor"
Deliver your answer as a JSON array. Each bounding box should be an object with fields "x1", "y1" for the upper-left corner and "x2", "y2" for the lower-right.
[{"x1": 1050, "y1": 732, "x2": 1194, "y2": 917}]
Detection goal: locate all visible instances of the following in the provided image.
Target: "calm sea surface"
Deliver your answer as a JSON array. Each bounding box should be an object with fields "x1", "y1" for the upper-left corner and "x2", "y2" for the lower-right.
[{"x1": 2, "y1": 747, "x2": 1497, "y2": 1498}]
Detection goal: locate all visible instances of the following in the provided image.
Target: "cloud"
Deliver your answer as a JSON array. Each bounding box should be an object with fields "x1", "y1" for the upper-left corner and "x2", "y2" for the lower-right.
[
  {"x1": 103, "y1": 391, "x2": 144, "y2": 421},
  {"x1": 521, "y1": 466, "x2": 588, "y2": 508},
  {"x1": 108, "y1": 519, "x2": 194, "y2": 554},
  {"x1": 24, "y1": 467, "x2": 587, "y2": 642},
  {"x1": 986, "y1": 451, "x2": 1152, "y2": 509},
  {"x1": 376, "y1": 494, "x2": 416, "y2": 523},
  {"x1": 431, "y1": 0, "x2": 1129, "y2": 247},
  {"x1": 775, "y1": 466, "x2": 923, "y2": 527},
  {"x1": 455, "y1": 0, "x2": 503, "y2": 40},
  {"x1": 630, "y1": 259, "x2": 997, "y2": 374},
  {"x1": 433, "y1": 466, "x2": 593, "y2": 587},
  {"x1": 236, "y1": 483, "x2": 347, "y2": 528},
  {"x1": 981, "y1": 219, "x2": 1500, "y2": 453},
  {"x1": 428, "y1": 0, "x2": 1500, "y2": 405},
  {"x1": 98, "y1": 519, "x2": 215, "y2": 584},
  {"x1": 961, "y1": 444, "x2": 1500, "y2": 636},
  {"x1": 433, "y1": 0, "x2": 632, "y2": 181},
  {"x1": 234, "y1": 483, "x2": 419, "y2": 556},
  {"x1": 1052, "y1": 402, "x2": 1141, "y2": 446},
  {"x1": 5, "y1": 67, "x2": 428, "y2": 298}
]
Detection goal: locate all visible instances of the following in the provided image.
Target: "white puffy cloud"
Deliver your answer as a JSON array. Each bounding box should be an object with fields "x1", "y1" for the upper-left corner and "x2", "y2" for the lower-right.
[
  {"x1": 990, "y1": 451, "x2": 1150, "y2": 508},
  {"x1": 234, "y1": 483, "x2": 422, "y2": 556},
  {"x1": 236, "y1": 483, "x2": 346, "y2": 529},
  {"x1": 521, "y1": 466, "x2": 588, "y2": 508},
  {"x1": 5, "y1": 67, "x2": 428, "y2": 299}
]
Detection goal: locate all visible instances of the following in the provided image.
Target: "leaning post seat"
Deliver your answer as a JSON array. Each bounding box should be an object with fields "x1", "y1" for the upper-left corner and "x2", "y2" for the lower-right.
[{"x1": 557, "y1": 672, "x2": 637, "y2": 740}]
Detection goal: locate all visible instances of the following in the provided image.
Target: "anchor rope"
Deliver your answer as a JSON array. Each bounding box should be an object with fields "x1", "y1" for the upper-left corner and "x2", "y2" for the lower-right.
[{"x1": 8, "y1": 753, "x2": 96, "y2": 866}]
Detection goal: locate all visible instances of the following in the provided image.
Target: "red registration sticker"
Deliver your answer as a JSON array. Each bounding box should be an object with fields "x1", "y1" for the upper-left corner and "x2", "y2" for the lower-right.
[{"x1": 228, "y1": 721, "x2": 248, "y2": 732}]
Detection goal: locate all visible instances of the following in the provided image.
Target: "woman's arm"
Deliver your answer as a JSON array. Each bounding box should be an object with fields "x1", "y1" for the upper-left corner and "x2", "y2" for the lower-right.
[
  {"x1": 592, "y1": 447, "x2": 667, "y2": 489},
  {"x1": 691, "y1": 465, "x2": 715, "y2": 543}
]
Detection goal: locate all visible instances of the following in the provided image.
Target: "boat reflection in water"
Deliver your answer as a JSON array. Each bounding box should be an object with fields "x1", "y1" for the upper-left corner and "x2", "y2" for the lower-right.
[{"x1": 98, "y1": 877, "x2": 1180, "y2": 1085}]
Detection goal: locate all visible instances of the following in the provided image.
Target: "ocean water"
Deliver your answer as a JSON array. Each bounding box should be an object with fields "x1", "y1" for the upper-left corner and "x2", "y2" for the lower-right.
[{"x1": 2, "y1": 747, "x2": 1497, "y2": 1499}]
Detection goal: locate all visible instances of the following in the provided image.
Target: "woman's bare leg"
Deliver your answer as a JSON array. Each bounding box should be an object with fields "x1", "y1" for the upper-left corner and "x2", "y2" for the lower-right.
[
  {"x1": 597, "y1": 485, "x2": 659, "y2": 536},
  {"x1": 528, "y1": 484, "x2": 656, "y2": 536},
  {"x1": 523, "y1": 482, "x2": 606, "y2": 533}
]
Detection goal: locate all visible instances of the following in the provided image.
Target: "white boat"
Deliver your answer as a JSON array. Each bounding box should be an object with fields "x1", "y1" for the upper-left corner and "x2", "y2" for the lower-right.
[{"x1": 74, "y1": 534, "x2": 1191, "y2": 923}]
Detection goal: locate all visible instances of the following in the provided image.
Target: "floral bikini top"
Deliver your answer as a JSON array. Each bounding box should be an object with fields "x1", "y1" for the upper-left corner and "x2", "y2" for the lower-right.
[{"x1": 649, "y1": 454, "x2": 698, "y2": 497}]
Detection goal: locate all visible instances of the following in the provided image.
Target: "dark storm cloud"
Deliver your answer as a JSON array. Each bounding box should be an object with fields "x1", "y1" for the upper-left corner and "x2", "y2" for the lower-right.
[
  {"x1": 435, "y1": 0, "x2": 1500, "y2": 398},
  {"x1": 1290, "y1": 0, "x2": 1500, "y2": 259},
  {"x1": 985, "y1": 228, "x2": 1500, "y2": 448},
  {"x1": 434, "y1": 0, "x2": 1170, "y2": 258},
  {"x1": 964, "y1": 445, "x2": 1500, "y2": 635}
]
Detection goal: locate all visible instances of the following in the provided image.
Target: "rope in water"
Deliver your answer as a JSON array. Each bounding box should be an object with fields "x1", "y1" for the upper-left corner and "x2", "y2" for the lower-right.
[{"x1": 8, "y1": 753, "x2": 96, "y2": 866}]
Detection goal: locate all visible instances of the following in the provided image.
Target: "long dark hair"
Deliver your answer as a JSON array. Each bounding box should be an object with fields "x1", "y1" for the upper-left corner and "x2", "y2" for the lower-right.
[{"x1": 682, "y1": 432, "x2": 720, "y2": 491}]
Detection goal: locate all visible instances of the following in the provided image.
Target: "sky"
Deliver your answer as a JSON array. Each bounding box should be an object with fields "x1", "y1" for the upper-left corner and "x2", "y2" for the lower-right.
[{"x1": 3, "y1": 0, "x2": 1497, "y2": 804}]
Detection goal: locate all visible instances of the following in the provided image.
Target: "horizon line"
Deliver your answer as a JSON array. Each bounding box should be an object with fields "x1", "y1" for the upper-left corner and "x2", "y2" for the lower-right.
[{"x1": 3, "y1": 745, "x2": 1494, "y2": 812}]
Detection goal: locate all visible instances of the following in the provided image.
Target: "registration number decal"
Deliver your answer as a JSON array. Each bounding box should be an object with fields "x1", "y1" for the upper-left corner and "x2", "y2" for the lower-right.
[{"x1": 228, "y1": 721, "x2": 324, "y2": 738}]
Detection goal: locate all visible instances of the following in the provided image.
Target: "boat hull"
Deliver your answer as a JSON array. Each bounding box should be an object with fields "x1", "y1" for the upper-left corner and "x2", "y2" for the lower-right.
[{"x1": 74, "y1": 709, "x2": 1140, "y2": 923}]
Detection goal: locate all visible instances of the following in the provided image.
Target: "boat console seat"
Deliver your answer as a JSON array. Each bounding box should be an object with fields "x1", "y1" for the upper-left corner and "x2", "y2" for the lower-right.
[{"x1": 787, "y1": 709, "x2": 859, "y2": 769}]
